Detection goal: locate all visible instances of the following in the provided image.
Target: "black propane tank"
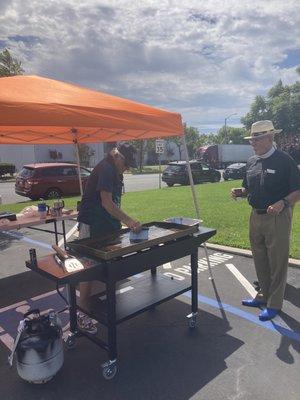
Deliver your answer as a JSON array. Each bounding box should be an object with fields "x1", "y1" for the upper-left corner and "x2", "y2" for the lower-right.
[{"x1": 11, "y1": 309, "x2": 64, "y2": 383}]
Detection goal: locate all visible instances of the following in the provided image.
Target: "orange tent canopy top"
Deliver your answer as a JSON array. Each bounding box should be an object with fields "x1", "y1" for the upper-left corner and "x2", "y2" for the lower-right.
[{"x1": 0, "y1": 75, "x2": 183, "y2": 144}]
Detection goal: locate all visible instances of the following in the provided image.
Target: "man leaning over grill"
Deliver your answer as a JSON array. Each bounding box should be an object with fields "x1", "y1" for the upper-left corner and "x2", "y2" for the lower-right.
[
  {"x1": 231, "y1": 120, "x2": 300, "y2": 321},
  {"x1": 76, "y1": 143, "x2": 142, "y2": 333}
]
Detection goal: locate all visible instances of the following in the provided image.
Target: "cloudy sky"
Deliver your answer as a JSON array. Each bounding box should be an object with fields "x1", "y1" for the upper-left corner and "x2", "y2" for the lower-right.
[{"x1": 0, "y1": 0, "x2": 299, "y2": 132}]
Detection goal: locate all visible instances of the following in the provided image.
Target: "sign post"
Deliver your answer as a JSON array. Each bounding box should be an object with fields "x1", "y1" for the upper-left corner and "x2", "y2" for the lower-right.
[{"x1": 155, "y1": 139, "x2": 164, "y2": 189}]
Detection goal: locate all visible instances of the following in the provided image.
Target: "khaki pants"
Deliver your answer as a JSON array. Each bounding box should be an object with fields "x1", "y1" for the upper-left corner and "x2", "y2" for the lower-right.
[{"x1": 249, "y1": 207, "x2": 292, "y2": 309}]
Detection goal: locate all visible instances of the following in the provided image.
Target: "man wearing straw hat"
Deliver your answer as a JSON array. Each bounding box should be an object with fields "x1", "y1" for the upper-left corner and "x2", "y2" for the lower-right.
[{"x1": 231, "y1": 120, "x2": 300, "y2": 321}]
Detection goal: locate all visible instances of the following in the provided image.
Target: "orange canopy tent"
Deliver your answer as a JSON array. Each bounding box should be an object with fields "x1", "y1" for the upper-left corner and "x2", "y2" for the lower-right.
[
  {"x1": 0, "y1": 74, "x2": 184, "y2": 195},
  {"x1": 0, "y1": 75, "x2": 211, "y2": 275},
  {"x1": 0, "y1": 75, "x2": 183, "y2": 144},
  {"x1": 0, "y1": 76, "x2": 201, "y2": 227}
]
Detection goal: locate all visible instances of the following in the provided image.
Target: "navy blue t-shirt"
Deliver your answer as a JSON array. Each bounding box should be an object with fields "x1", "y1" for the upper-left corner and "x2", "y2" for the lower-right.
[
  {"x1": 242, "y1": 149, "x2": 300, "y2": 209},
  {"x1": 78, "y1": 156, "x2": 123, "y2": 231}
]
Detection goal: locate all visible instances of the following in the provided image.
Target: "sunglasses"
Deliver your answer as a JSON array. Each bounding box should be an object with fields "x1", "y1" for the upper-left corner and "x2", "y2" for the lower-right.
[{"x1": 249, "y1": 136, "x2": 268, "y2": 144}]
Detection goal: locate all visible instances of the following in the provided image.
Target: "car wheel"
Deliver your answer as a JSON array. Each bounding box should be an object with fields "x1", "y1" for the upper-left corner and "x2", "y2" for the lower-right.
[
  {"x1": 44, "y1": 188, "x2": 62, "y2": 199},
  {"x1": 211, "y1": 175, "x2": 220, "y2": 183},
  {"x1": 167, "y1": 182, "x2": 174, "y2": 187}
]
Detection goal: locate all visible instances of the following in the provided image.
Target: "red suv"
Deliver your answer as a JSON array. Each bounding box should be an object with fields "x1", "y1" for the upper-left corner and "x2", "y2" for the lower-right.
[{"x1": 15, "y1": 163, "x2": 91, "y2": 200}]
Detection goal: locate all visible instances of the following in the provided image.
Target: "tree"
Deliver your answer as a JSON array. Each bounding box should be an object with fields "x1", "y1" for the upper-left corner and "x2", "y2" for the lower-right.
[
  {"x1": 128, "y1": 139, "x2": 149, "y2": 171},
  {"x1": 241, "y1": 79, "x2": 300, "y2": 135},
  {"x1": 184, "y1": 124, "x2": 202, "y2": 158},
  {"x1": 216, "y1": 126, "x2": 247, "y2": 144},
  {"x1": 198, "y1": 132, "x2": 218, "y2": 146},
  {"x1": 165, "y1": 141, "x2": 175, "y2": 162},
  {"x1": 241, "y1": 95, "x2": 271, "y2": 130},
  {"x1": 268, "y1": 79, "x2": 285, "y2": 99},
  {"x1": 0, "y1": 48, "x2": 24, "y2": 77},
  {"x1": 166, "y1": 123, "x2": 204, "y2": 160},
  {"x1": 290, "y1": 81, "x2": 300, "y2": 133},
  {"x1": 144, "y1": 139, "x2": 160, "y2": 165},
  {"x1": 166, "y1": 136, "x2": 183, "y2": 160}
]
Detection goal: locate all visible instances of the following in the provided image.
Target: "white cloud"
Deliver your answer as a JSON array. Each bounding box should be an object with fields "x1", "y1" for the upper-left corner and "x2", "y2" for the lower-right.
[{"x1": 0, "y1": 0, "x2": 299, "y2": 132}]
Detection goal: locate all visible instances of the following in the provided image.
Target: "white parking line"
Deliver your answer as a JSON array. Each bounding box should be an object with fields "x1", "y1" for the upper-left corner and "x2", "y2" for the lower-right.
[
  {"x1": 225, "y1": 263, "x2": 257, "y2": 298},
  {"x1": 225, "y1": 263, "x2": 292, "y2": 329}
]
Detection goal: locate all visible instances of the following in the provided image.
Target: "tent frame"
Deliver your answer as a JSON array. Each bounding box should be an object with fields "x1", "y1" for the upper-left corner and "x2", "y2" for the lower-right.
[{"x1": 181, "y1": 135, "x2": 214, "y2": 280}]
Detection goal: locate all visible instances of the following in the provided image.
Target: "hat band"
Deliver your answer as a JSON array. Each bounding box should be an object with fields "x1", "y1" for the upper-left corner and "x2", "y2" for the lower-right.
[{"x1": 252, "y1": 129, "x2": 274, "y2": 137}]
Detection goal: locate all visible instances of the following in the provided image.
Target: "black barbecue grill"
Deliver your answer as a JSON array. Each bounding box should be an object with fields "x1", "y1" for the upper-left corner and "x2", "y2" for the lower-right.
[{"x1": 26, "y1": 221, "x2": 216, "y2": 380}]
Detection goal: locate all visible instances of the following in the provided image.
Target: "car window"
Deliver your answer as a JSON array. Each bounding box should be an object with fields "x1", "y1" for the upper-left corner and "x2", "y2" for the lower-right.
[
  {"x1": 228, "y1": 164, "x2": 245, "y2": 169},
  {"x1": 80, "y1": 168, "x2": 91, "y2": 177},
  {"x1": 40, "y1": 167, "x2": 65, "y2": 177},
  {"x1": 165, "y1": 165, "x2": 185, "y2": 172},
  {"x1": 18, "y1": 167, "x2": 35, "y2": 178},
  {"x1": 62, "y1": 167, "x2": 77, "y2": 176},
  {"x1": 191, "y1": 163, "x2": 202, "y2": 171},
  {"x1": 201, "y1": 164, "x2": 210, "y2": 171}
]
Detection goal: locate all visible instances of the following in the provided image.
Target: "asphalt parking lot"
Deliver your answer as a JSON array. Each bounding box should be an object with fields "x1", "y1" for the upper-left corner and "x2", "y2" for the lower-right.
[{"x1": 0, "y1": 223, "x2": 299, "y2": 400}]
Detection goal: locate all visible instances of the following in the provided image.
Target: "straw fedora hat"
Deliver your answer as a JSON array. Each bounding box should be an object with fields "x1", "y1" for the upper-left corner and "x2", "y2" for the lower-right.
[{"x1": 244, "y1": 120, "x2": 282, "y2": 140}]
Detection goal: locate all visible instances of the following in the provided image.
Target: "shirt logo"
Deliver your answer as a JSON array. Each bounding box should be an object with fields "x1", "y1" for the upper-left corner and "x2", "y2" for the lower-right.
[{"x1": 266, "y1": 169, "x2": 275, "y2": 174}]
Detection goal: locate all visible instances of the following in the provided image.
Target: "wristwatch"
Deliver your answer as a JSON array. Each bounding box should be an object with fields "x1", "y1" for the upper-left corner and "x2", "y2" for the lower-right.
[{"x1": 282, "y1": 198, "x2": 290, "y2": 208}]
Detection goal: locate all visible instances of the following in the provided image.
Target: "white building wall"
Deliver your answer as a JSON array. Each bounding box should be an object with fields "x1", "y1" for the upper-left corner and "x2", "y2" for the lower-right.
[
  {"x1": 166, "y1": 142, "x2": 187, "y2": 161},
  {"x1": 89, "y1": 143, "x2": 105, "y2": 166},
  {"x1": 0, "y1": 145, "x2": 35, "y2": 171},
  {"x1": 0, "y1": 143, "x2": 105, "y2": 170},
  {"x1": 34, "y1": 144, "x2": 76, "y2": 163},
  {"x1": 35, "y1": 143, "x2": 105, "y2": 166}
]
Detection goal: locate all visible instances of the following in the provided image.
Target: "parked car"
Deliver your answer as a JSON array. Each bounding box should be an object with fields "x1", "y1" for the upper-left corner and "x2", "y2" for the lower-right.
[
  {"x1": 223, "y1": 163, "x2": 246, "y2": 181},
  {"x1": 15, "y1": 163, "x2": 91, "y2": 200},
  {"x1": 162, "y1": 160, "x2": 221, "y2": 187}
]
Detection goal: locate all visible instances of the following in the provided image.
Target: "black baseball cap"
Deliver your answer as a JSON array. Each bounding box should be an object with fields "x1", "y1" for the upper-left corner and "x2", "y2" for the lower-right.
[{"x1": 117, "y1": 143, "x2": 137, "y2": 168}]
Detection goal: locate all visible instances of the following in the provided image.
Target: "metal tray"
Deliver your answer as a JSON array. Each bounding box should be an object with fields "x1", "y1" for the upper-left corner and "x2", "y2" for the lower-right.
[
  {"x1": 67, "y1": 221, "x2": 198, "y2": 260},
  {"x1": 164, "y1": 217, "x2": 202, "y2": 226}
]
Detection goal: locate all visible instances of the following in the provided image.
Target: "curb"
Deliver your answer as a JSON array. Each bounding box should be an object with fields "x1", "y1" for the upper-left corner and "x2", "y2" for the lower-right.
[{"x1": 205, "y1": 242, "x2": 300, "y2": 268}]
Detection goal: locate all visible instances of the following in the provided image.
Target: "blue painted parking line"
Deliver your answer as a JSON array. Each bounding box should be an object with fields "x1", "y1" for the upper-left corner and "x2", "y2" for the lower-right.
[
  {"x1": 0, "y1": 230, "x2": 52, "y2": 250},
  {"x1": 183, "y1": 292, "x2": 300, "y2": 342}
]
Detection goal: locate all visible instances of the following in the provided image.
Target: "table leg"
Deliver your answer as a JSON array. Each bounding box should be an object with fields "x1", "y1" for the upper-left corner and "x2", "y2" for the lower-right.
[
  {"x1": 67, "y1": 284, "x2": 77, "y2": 333},
  {"x1": 107, "y1": 278, "x2": 117, "y2": 361},
  {"x1": 54, "y1": 220, "x2": 59, "y2": 245},
  {"x1": 191, "y1": 251, "x2": 198, "y2": 314},
  {"x1": 62, "y1": 219, "x2": 67, "y2": 249}
]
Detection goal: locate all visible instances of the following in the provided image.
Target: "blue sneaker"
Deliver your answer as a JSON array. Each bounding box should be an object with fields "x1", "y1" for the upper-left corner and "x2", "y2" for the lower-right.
[
  {"x1": 259, "y1": 308, "x2": 279, "y2": 321},
  {"x1": 242, "y1": 299, "x2": 266, "y2": 308}
]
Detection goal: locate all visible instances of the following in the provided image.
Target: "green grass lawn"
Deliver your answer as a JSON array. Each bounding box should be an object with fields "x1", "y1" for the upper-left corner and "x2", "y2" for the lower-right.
[{"x1": 1, "y1": 180, "x2": 299, "y2": 258}]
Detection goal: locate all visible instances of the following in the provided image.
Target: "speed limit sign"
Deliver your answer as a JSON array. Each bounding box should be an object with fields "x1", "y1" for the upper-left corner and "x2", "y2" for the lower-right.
[{"x1": 155, "y1": 139, "x2": 164, "y2": 154}]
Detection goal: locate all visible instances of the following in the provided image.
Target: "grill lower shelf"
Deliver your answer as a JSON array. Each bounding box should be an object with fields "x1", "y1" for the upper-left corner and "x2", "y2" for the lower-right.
[{"x1": 79, "y1": 273, "x2": 191, "y2": 325}]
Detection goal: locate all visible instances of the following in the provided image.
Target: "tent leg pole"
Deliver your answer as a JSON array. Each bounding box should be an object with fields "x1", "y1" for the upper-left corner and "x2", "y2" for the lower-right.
[
  {"x1": 181, "y1": 134, "x2": 214, "y2": 281},
  {"x1": 74, "y1": 142, "x2": 83, "y2": 197}
]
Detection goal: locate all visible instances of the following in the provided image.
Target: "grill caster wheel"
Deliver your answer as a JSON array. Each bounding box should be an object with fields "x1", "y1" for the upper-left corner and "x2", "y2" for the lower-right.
[
  {"x1": 65, "y1": 334, "x2": 76, "y2": 349},
  {"x1": 189, "y1": 317, "x2": 197, "y2": 329},
  {"x1": 102, "y1": 362, "x2": 117, "y2": 380}
]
